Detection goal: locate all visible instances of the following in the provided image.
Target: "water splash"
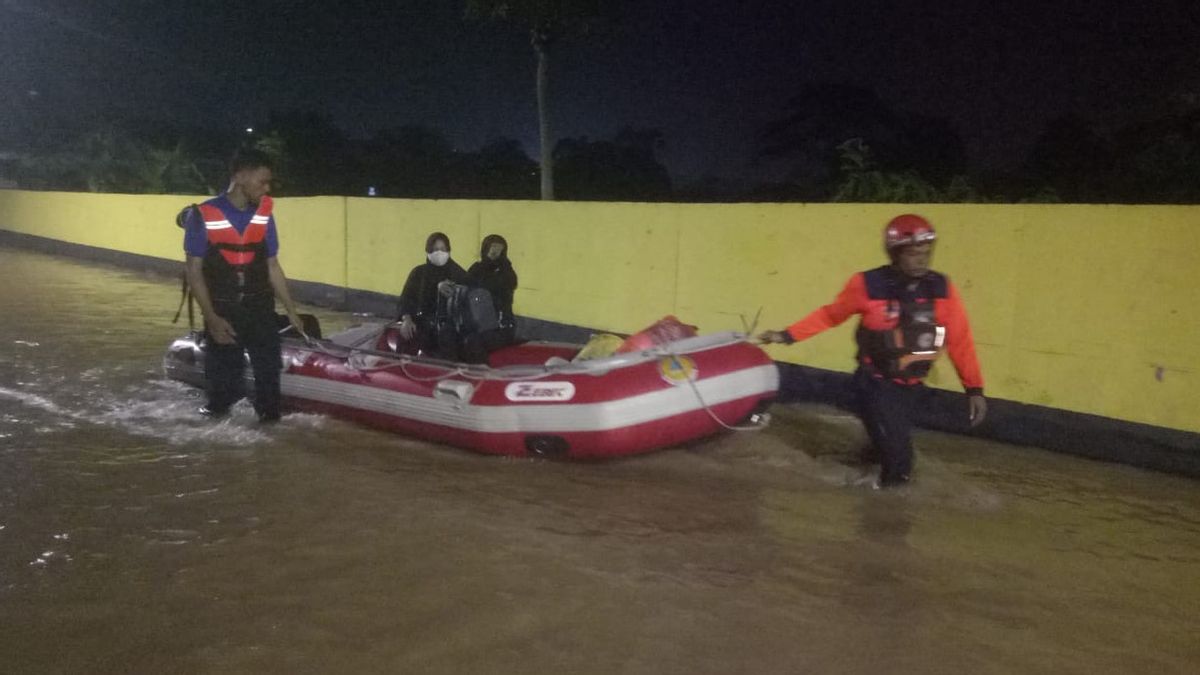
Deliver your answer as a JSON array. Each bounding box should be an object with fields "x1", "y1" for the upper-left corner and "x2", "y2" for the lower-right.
[{"x1": 0, "y1": 382, "x2": 275, "y2": 446}]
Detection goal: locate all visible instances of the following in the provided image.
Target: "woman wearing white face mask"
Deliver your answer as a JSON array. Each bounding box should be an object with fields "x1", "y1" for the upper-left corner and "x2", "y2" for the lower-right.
[{"x1": 397, "y1": 232, "x2": 469, "y2": 352}]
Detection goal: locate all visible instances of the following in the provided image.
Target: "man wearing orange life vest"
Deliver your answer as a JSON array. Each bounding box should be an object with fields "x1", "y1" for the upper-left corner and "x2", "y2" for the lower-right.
[
  {"x1": 759, "y1": 214, "x2": 987, "y2": 487},
  {"x1": 182, "y1": 149, "x2": 303, "y2": 422}
]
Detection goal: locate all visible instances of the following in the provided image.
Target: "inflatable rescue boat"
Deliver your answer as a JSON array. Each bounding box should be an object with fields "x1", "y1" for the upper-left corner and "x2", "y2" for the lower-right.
[{"x1": 163, "y1": 321, "x2": 778, "y2": 459}]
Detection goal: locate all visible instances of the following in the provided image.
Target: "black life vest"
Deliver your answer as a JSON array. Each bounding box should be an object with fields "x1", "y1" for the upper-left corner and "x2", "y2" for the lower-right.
[{"x1": 855, "y1": 267, "x2": 948, "y2": 381}]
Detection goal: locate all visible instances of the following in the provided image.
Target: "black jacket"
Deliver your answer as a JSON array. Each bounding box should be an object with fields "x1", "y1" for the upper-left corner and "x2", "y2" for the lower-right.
[
  {"x1": 397, "y1": 259, "x2": 469, "y2": 320},
  {"x1": 467, "y1": 235, "x2": 518, "y2": 325}
]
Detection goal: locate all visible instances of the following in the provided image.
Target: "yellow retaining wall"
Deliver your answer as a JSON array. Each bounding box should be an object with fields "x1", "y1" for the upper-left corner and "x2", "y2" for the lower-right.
[
  {"x1": 0, "y1": 190, "x2": 187, "y2": 260},
  {"x1": 271, "y1": 196, "x2": 348, "y2": 288},
  {"x1": 1, "y1": 189, "x2": 1197, "y2": 434}
]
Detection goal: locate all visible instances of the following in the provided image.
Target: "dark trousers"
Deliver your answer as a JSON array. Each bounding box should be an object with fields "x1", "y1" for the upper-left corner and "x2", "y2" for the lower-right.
[
  {"x1": 390, "y1": 315, "x2": 453, "y2": 359},
  {"x1": 410, "y1": 315, "x2": 445, "y2": 356},
  {"x1": 402, "y1": 319, "x2": 515, "y2": 364},
  {"x1": 460, "y1": 326, "x2": 516, "y2": 364},
  {"x1": 204, "y1": 298, "x2": 281, "y2": 419},
  {"x1": 853, "y1": 367, "x2": 920, "y2": 486}
]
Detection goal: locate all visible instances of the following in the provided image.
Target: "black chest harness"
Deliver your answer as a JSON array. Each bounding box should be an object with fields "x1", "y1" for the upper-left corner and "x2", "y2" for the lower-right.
[{"x1": 855, "y1": 267, "x2": 948, "y2": 381}]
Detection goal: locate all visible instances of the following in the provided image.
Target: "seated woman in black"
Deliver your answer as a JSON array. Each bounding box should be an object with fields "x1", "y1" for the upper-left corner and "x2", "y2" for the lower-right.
[
  {"x1": 467, "y1": 234, "x2": 519, "y2": 346},
  {"x1": 397, "y1": 232, "x2": 469, "y2": 356}
]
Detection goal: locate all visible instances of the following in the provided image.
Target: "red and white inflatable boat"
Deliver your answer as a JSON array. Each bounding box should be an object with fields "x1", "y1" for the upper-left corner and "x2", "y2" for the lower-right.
[{"x1": 163, "y1": 322, "x2": 778, "y2": 458}]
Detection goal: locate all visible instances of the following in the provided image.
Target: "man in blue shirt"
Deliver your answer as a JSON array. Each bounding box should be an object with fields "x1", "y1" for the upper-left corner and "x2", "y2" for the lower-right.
[{"x1": 182, "y1": 149, "x2": 303, "y2": 422}]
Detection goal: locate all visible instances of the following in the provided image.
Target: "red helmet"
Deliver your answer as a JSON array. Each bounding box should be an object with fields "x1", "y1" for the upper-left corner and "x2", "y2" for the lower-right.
[{"x1": 884, "y1": 214, "x2": 936, "y2": 250}]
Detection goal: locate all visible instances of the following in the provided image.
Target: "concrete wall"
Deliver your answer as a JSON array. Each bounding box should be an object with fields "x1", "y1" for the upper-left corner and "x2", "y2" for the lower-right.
[{"x1": 2, "y1": 189, "x2": 1197, "y2": 434}]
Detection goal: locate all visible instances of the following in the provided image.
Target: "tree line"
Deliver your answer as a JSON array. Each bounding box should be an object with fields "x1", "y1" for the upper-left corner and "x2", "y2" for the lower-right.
[
  {"x1": 3, "y1": 112, "x2": 672, "y2": 202},
  {"x1": 5, "y1": 88, "x2": 1198, "y2": 204}
]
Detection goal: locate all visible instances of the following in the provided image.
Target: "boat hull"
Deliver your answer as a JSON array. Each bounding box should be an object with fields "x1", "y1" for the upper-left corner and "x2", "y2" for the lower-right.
[{"x1": 164, "y1": 327, "x2": 778, "y2": 458}]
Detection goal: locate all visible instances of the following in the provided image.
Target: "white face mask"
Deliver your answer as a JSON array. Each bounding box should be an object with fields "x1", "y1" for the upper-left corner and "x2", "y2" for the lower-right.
[{"x1": 427, "y1": 250, "x2": 450, "y2": 267}]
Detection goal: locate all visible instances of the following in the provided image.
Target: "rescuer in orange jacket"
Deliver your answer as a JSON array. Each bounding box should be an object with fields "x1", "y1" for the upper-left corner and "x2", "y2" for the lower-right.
[{"x1": 759, "y1": 214, "x2": 987, "y2": 487}]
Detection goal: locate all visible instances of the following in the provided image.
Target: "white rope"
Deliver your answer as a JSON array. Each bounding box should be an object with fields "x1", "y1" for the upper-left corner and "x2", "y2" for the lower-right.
[
  {"x1": 291, "y1": 332, "x2": 561, "y2": 383},
  {"x1": 667, "y1": 345, "x2": 771, "y2": 433}
]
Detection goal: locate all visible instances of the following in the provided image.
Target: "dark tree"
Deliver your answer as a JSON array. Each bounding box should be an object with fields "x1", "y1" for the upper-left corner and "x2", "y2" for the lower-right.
[
  {"x1": 253, "y1": 111, "x2": 353, "y2": 196},
  {"x1": 1110, "y1": 108, "x2": 1200, "y2": 203},
  {"x1": 758, "y1": 83, "x2": 966, "y2": 199},
  {"x1": 359, "y1": 125, "x2": 456, "y2": 198},
  {"x1": 18, "y1": 126, "x2": 211, "y2": 194},
  {"x1": 1024, "y1": 115, "x2": 1113, "y2": 202},
  {"x1": 450, "y1": 138, "x2": 539, "y2": 199},
  {"x1": 466, "y1": 0, "x2": 621, "y2": 200},
  {"x1": 553, "y1": 128, "x2": 672, "y2": 201}
]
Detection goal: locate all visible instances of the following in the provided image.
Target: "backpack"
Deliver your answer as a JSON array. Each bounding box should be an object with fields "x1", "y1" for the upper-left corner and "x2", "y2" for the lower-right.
[
  {"x1": 172, "y1": 204, "x2": 201, "y2": 329},
  {"x1": 440, "y1": 284, "x2": 500, "y2": 336}
]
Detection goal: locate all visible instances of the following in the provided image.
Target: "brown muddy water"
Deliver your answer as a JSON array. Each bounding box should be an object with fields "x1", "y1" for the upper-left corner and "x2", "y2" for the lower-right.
[{"x1": 0, "y1": 246, "x2": 1197, "y2": 674}]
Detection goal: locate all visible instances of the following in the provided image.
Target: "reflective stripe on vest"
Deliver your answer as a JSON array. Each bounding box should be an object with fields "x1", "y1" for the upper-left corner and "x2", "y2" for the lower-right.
[{"x1": 198, "y1": 195, "x2": 273, "y2": 266}]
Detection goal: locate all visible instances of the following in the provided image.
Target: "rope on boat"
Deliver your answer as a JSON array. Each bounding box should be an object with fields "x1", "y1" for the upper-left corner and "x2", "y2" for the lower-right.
[
  {"x1": 676, "y1": 307, "x2": 770, "y2": 432},
  {"x1": 668, "y1": 347, "x2": 772, "y2": 433},
  {"x1": 293, "y1": 332, "x2": 562, "y2": 382}
]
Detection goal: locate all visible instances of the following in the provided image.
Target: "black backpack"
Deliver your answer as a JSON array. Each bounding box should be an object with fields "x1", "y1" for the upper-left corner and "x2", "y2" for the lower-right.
[
  {"x1": 440, "y1": 284, "x2": 500, "y2": 336},
  {"x1": 171, "y1": 204, "x2": 201, "y2": 329}
]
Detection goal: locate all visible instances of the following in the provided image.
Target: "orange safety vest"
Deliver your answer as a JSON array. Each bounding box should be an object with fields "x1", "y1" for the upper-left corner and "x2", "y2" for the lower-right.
[{"x1": 199, "y1": 196, "x2": 273, "y2": 302}]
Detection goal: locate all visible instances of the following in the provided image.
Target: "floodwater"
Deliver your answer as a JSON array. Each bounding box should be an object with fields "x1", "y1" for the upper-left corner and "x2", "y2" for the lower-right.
[{"x1": 1, "y1": 246, "x2": 1197, "y2": 675}]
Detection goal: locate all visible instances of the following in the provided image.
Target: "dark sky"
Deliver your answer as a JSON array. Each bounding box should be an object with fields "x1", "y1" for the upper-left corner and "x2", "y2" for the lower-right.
[{"x1": 3, "y1": 0, "x2": 1199, "y2": 180}]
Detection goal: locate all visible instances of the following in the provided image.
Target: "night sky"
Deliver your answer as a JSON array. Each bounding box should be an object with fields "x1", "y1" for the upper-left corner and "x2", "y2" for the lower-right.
[{"x1": 3, "y1": 0, "x2": 1199, "y2": 181}]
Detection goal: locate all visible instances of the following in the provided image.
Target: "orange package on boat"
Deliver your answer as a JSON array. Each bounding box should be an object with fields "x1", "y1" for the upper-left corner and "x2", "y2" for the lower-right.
[{"x1": 616, "y1": 315, "x2": 699, "y2": 353}]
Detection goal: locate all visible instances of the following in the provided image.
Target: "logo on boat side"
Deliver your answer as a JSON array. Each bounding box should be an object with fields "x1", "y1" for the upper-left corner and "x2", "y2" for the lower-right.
[
  {"x1": 505, "y1": 381, "x2": 576, "y2": 402},
  {"x1": 658, "y1": 356, "x2": 698, "y2": 385}
]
